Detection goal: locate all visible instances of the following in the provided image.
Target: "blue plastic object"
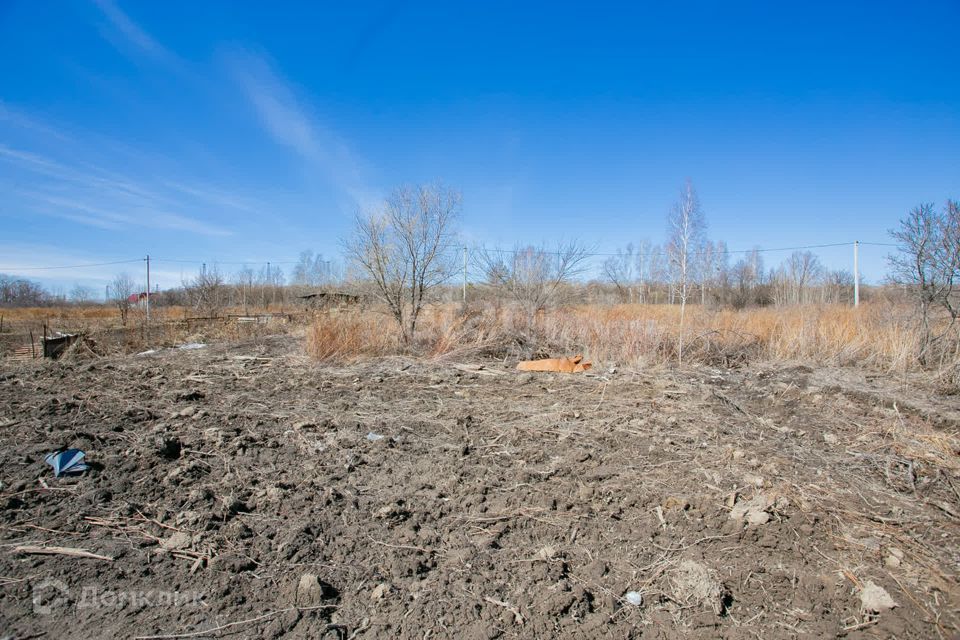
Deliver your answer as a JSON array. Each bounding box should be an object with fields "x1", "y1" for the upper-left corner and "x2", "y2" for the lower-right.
[{"x1": 44, "y1": 449, "x2": 88, "y2": 477}]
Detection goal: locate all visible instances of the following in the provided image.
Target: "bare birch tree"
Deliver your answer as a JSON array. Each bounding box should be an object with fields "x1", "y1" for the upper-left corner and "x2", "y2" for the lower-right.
[
  {"x1": 345, "y1": 183, "x2": 460, "y2": 344},
  {"x1": 785, "y1": 250, "x2": 822, "y2": 304},
  {"x1": 666, "y1": 179, "x2": 706, "y2": 364}
]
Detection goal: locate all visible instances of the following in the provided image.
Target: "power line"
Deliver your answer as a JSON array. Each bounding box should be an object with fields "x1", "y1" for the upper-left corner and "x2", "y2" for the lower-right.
[
  {"x1": 0, "y1": 240, "x2": 898, "y2": 273},
  {"x1": 483, "y1": 241, "x2": 863, "y2": 259},
  {"x1": 151, "y1": 258, "x2": 300, "y2": 265},
  {"x1": 0, "y1": 258, "x2": 143, "y2": 271}
]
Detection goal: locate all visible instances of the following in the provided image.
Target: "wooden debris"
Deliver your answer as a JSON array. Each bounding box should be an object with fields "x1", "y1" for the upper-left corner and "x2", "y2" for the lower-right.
[
  {"x1": 516, "y1": 355, "x2": 592, "y2": 373},
  {"x1": 13, "y1": 545, "x2": 114, "y2": 561}
]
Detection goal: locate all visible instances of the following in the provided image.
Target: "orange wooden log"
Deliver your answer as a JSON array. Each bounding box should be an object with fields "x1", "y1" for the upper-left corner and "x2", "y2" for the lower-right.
[{"x1": 516, "y1": 355, "x2": 592, "y2": 373}]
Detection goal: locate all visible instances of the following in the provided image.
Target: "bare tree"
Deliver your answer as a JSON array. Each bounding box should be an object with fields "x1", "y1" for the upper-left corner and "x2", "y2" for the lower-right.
[
  {"x1": 632, "y1": 239, "x2": 654, "y2": 303},
  {"x1": 475, "y1": 241, "x2": 591, "y2": 324},
  {"x1": 698, "y1": 240, "x2": 726, "y2": 305},
  {"x1": 646, "y1": 244, "x2": 668, "y2": 303},
  {"x1": 293, "y1": 250, "x2": 338, "y2": 287},
  {"x1": 888, "y1": 201, "x2": 960, "y2": 364},
  {"x1": 344, "y1": 183, "x2": 461, "y2": 344},
  {"x1": 233, "y1": 265, "x2": 256, "y2": 314},
  {"x1": 110, "y1": 273, "x2": 136, "y2": 325},
  {"x1": 666, "y1": 179, "x2": 707, "y2": 364},
  {"x1": 0, "y1": 274, "x2": 49, "y2": 307},
  {"x1": 69, "y1": 284, "x2": 96, "y2": 305},
  {"x1": 784, "y1": 250, "x2": 822, "y2": 304},
  {"x1": 821, "y1": 269, "x2": 855, "y2": 304},
  {"x1": 602, "y1": 243, "x2": 636, "y2": 302},
  {"x1": 186, "y1": 265, "x2": 226, "y2": 316}
]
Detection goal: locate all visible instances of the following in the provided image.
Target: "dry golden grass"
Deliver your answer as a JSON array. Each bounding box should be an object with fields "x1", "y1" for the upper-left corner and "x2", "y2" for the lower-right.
[
  {"x1": 549, "y1": 303, "x2": 924, "y2": 369},
  {"x1": 305, "y1": 302, "x2": 946, "y2": 378},
  {"x1": 305, "y1": 312, "x2": 401, "y2": 361},
  {"x1": 5, "y1": 300, "x2": 945, "y2": 379}
]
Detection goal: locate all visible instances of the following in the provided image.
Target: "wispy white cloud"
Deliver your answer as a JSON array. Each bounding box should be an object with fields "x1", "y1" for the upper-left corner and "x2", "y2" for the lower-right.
[
  {"x1": 0, "y1": 104, "x2": 270, "y2": 217},
  {"x1": 0, "y1": 144, "x2": 233, "y2": 236},
  {"x1": 18, "y1": 190, "x2": 232, "y2": 237},
  {"x1": 0, "y1": 243, "x2": 191, "y2": 291},
  {"x1": 0, "y1": 101, "x2": 72, "y2": 141},
  {"x1": 226, "y1": 49, "x2": 378, "y2": 207},
  {"x1": 91, "y1": 0, "x2": 177, "y2": 65},
  {"x1": 159, "y1": 180, "x2": 263, "y2": 215}
]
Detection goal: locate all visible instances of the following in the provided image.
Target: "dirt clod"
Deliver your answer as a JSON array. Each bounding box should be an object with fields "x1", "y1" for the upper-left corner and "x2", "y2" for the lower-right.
[
  {"x1": 860, "y1": 580, "x2": 897, "y2": 614},
  {"x1": 671, "y1": 560, "x2": 727, "y2": 614},
  {"x1": 296, "y1": 573, "x2": 326, "y2": 606}
]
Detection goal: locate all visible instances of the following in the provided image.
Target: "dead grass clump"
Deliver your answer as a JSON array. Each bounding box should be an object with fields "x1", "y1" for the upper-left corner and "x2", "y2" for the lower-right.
[
  {"x1": 417, "y1": 305, "x2": 559, "y2": 361},
  {"x1": 306, "y1": 313, "x2": 399, "y2": 362}
]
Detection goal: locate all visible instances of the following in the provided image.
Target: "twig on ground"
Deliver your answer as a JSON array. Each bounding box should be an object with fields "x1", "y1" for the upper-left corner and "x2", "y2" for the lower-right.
[
  {"x1": 13, "y1": 545, "x2": 113, "y2": 561},
  {"x1": 484, "y1": 596, "x2": 526, "y2": 625}
]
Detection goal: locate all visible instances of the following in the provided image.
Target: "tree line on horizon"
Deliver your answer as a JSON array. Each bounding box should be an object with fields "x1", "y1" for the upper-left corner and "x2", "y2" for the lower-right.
[{"x1": 2, "y1": 182, "x2": 958, "y2": 360}]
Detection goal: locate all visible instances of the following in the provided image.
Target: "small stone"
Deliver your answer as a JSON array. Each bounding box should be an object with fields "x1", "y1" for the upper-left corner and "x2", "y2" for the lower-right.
[
  {"x1": 743, "y1": 473, "x2": 765, "y2": 488},
  {"x1": 885, "y1": 547, "x2": 904, "y2": 568},
  {"x1": 624, "y1": 591, "x2": 643, "y2": 606},
  {"x1": 536, "y1": 546, "x2": 558, "y2": 560},
  {"x1": 663, "y1": 496, "x2": 690, "y2": 511},
  {"x1": 859, "y1": 580, "x2": 897, "y2": 614},
  {"x1": 370, "y1": 582, "x2": 392, "y2": 601},
  {"x1": 177, "y1": 406, "x2": 197, "y2": 418},
  {"x1": 296, "y1": 574, "x2": 325, "y2": 606},
  {"x1": 160, "y1": 531, "x2": 192, "y2": 551},
  {"x1": 823, "y1": 432, "x2": 838, "y2": 445},
  {"x1": 730, "y1": 493, "x2": 775, "y2": 526}
]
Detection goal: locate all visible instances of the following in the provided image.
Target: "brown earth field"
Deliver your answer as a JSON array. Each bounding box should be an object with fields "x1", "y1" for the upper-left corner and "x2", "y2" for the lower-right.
[{"x1": 0, "y1": 333, "x2": 958, "y2": 639}]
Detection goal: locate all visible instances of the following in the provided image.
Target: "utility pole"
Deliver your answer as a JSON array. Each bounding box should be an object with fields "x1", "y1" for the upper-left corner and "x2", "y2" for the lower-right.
[
  {"x1": 268, "y1": 261, "x2": 275, "y2": 308},
  {"x1": 462, "y1": 246, "x2": 467, "y2": 304},
  {"x1": 145, "y1": 254, "x2": 151, "y2": 323},
  {"x1": 853, "y1": 240, "x2": 860, "y2": 307}
]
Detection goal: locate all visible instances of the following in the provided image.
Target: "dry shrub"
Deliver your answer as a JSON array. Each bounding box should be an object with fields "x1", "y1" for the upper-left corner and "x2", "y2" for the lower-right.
[
  {"x1": 415, "y1": 306, "x2": 533, "y2": 360},
  {"x1": 306, "y1": 312, "x2": 399, "y2": 361}
]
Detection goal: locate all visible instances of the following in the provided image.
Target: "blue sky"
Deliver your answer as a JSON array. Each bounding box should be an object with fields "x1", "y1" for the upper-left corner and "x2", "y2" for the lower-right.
[{"x1": 0, "y1": 0, "x2": 957, "y2": 293}]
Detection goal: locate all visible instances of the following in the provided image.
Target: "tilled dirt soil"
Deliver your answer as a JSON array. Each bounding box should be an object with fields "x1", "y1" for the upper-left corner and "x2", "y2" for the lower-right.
[{"x1": 0, "y1": 334, "x2": 958, "y2": 639}]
